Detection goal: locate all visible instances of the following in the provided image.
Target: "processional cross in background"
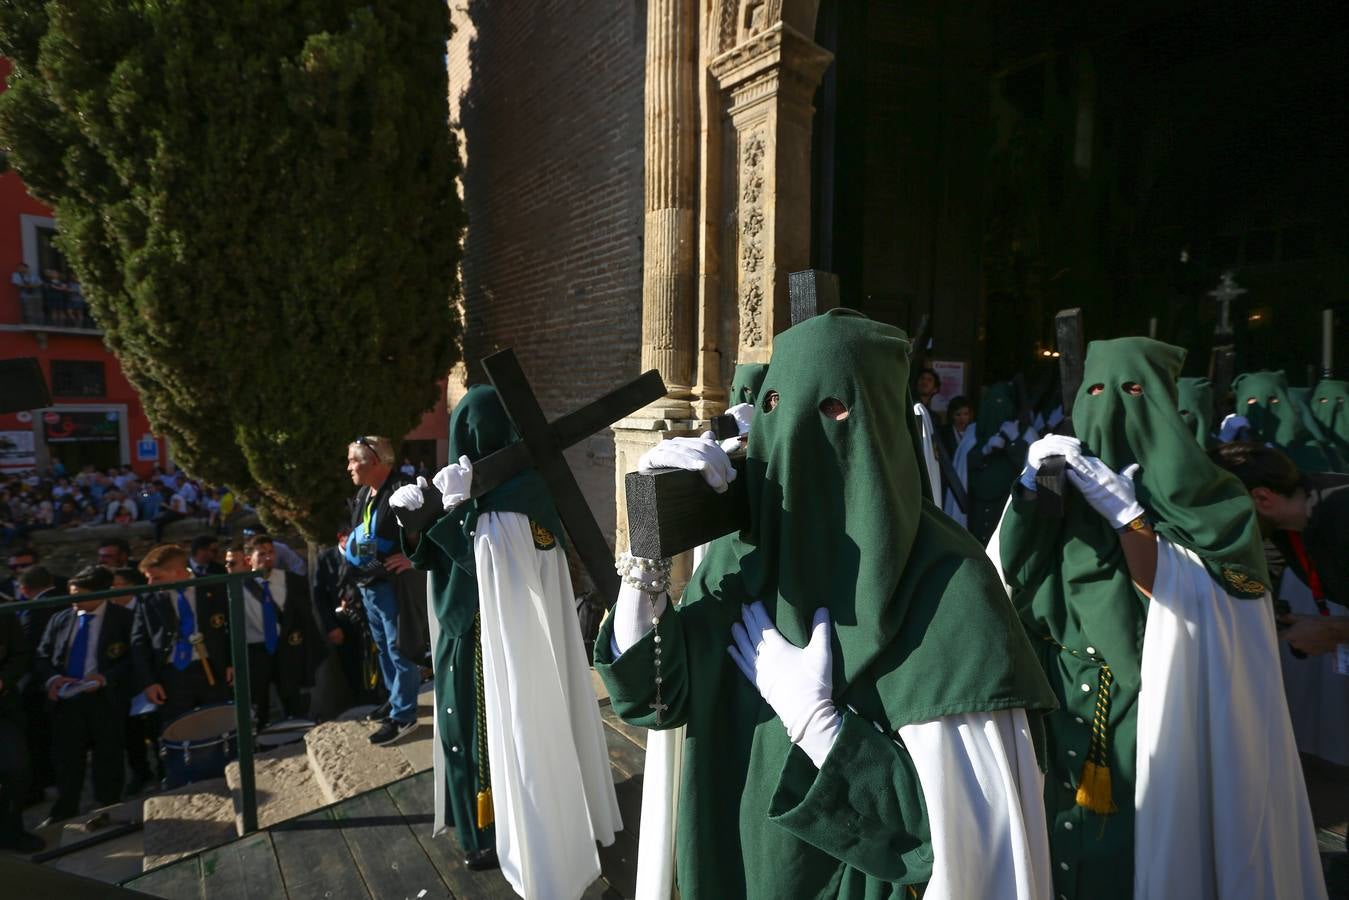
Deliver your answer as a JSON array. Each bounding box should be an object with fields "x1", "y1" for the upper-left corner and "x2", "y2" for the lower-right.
[{"x1": 1208, "y1": 271, "x2": 1247, "y2": 338}]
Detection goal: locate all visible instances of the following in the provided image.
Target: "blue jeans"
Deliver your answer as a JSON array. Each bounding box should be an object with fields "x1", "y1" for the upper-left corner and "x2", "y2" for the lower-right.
[{"x1": 359, "y1": 580, "x2": 419, "y2": 724}]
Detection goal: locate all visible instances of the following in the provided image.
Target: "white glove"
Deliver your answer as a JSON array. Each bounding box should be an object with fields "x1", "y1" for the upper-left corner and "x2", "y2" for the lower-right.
[
  {"x1": 1019, "y1": 434, "x2": 1084, "y2": 491},
  {"x1": 999, "y1": 420, "x2": 1020, "y2": 441},
  {"x1": 1219, "y1": 414, "x2": 1250, "y2": 443},
  {"x1": 1065, "y1": 457, "x2": 1145, "y2": 529},
  {"x1": 432, "y1": 455, "x2": 473, "y2": 511},
  {"x1": 389, "y1": 480, "x2": 425, "y2": 511},
  {"x1": 611, "y1": 582, "x2": 670, "y2": 655},
  {"x1": 729, "y1": 602, "x2": 841, "y2": 768},
  {"x1": 638, "y1": 433, "x2": 736, "y2": 493},
  {"x1": 726, "y1": 403, "x2": 754, "y2": 436},
  {"x1": 982, "y1": 433, "x2": 1008, "y2": 455}
]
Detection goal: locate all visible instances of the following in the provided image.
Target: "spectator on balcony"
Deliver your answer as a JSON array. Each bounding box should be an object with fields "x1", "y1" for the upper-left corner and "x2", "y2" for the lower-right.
[
  {"x1": 66, "y1": 275, "x2": 87, "y2": 328},
  {"x1": 40, "y1": 269, "x2": 66, "y2": 326},
  {"x1": 10, "y1": 263, "x2": 42, "y2": 323}
]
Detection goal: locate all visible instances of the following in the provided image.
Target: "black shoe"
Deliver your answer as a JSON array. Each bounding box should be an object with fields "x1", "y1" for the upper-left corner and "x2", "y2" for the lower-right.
[
  {"x1": 369, "y1": 718, "x2": 417, "y2": 746},
  {"x1": 465, "y1": 848, "x2": 499, "y2": 871},
  {"x1": 363, "y1": 701, "x2": 391, "y2": 723},
  {"x1": 0, "y1": 830, "x2": 45, "y2": 854}
]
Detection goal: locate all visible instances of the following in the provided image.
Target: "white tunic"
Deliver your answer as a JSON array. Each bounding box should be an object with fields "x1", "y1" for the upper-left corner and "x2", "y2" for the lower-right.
[
  {"x1": 474, "y1": 511, "x2": 622, "y2": 900},
  {"x1": 1134, "y1": 540, "x2": 1326, "y2": 900}
]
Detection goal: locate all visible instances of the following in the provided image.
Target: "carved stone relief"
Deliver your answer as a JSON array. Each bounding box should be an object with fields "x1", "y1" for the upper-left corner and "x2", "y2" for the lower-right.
[{"x1": 737, "y1": 131, "x2": 767, "y2": 346}]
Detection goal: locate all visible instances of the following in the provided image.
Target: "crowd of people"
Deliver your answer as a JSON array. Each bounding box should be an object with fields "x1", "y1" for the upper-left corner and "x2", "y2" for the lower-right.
[
  {"x1": 0, "y1": 460, "x2": 243, "y2": 545},
  {"x1": 10, "y1": 263, "x2": 92, "y2": 329}
]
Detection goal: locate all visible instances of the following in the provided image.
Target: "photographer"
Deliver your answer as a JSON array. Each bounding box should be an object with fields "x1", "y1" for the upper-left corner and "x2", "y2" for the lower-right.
[{"x1": 345, "y1": 436, "x2": 427, "y2": 745}]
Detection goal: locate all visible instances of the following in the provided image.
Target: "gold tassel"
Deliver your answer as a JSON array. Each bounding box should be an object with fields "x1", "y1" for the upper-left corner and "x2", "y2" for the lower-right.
[
  {"x1": 476, "y1": 788, "x2": 494, "y2": 829},
  {"x1": 1075, "y1": 760, "x2": 1117, "y2": 814}
]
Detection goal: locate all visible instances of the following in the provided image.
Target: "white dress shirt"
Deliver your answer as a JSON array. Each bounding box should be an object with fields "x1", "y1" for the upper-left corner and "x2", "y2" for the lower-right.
[
  {"x1": 244, "y1": 568, "x2": 288, "y2": 645},
  {"x1": 47, "y1": 601, "x2": 107, "y2": 687}
]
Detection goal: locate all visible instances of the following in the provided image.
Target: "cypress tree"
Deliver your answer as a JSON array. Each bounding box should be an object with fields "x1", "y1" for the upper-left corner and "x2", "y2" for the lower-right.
[{"x1": 0, "y1": 1, "x2": 462, "y2": 538}]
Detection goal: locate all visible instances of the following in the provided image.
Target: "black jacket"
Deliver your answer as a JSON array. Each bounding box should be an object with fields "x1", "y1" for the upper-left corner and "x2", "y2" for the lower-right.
[
  {"x1": 132, "y1": 584, "x2": 233, "y2": 689},
  {"x1": 313, "y1": 546, "x2": 356, "y2": 635},
  {"x1": 243, "y1": 571, "x2": 326, "y2": 688},
  {"x1": 36, "y1": 602, "x2": 138, "y2": 700},
  {"x1": 0, "y1": 610, "x2": 27, "y2": 716},
  {"x1": 350, "y1": 471, "x2": 413, "y2": 580}
]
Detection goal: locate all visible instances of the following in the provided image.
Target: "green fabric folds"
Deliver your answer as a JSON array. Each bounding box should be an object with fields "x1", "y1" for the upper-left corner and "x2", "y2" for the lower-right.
[
  {"x1": 1232, "y1": 370, "x2": 1342, "y2": 472},
  {"x1": 729, "y1": 363, "x2": 770, "y2": 407},
  {"x1": 598, "y1": 309, "x2": 1054, "y2": 899},
  {"x1": 1175, "y1": 376, "x2": 1215, "y2": 447}
]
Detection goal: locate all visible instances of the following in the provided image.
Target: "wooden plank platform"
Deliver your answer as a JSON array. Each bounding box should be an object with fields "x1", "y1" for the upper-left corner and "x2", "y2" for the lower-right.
[{"x1": 125, "y1": 703, "x2": 649, "y2": 899}]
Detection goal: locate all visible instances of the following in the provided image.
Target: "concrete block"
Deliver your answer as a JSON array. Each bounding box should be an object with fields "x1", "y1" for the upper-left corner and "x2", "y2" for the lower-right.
[
  {"x1": 140, "y1": 777, "x2": 235, "y2": 871},
  {"x1": 225, "y1": 741, "x2": 326, "y2": 835}
]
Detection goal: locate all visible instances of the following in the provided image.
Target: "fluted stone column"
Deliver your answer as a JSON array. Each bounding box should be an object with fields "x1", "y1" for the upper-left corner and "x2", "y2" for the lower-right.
[{"x1": 640, "y1": 0, "x2": 699, "y2": 419}]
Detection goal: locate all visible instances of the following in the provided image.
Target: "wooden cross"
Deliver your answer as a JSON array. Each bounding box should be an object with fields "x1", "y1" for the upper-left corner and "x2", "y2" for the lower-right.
[
  {"x1": 1035, "y1": 307, "x2": 1085, "y2": 518},
  {"x1": 477, "y1": 350, "x2": 666, "y2": 603}
]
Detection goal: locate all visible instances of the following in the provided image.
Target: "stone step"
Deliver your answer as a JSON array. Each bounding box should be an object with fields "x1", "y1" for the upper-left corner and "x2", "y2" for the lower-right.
[
  {"x1": 140, "y1": 776, "x2": 236, "y2": 872},
  {"x1": 224, "y1": 740, "x2": 326, "y2": 836},
  {"x1": 305, "y1": 687, "x2": 437, "y2": 804}
]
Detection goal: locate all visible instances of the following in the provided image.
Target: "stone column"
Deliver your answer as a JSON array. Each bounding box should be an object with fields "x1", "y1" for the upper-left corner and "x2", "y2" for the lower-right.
[
  {"x1": 614, "y1": 0, "x2": 702, "y2": 587},
  {"x1": 640, "y1": 0, "x2": 699, "y2": 419},
  {"x1": 710, "y1": 23, "x2": 832, "y2": 363}
]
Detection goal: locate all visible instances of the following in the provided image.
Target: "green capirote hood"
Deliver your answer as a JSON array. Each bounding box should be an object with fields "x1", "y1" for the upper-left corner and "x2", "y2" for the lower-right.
[
  {"x1": 1311, "y1": 378, "x2": 1349, "y2": 445},
  {"x1": 685, "y1": 308, "x2": 1055, "y2": 730},
  {"x1": 1233, "y1": 370, "x2": 1342, "y2": 471},
  {"x1": 729, "y1": 363, "x2": 770, "y2": 407},
  {"x1": 1175, "y1": 376, "x2": 1215, "y2": 447}
]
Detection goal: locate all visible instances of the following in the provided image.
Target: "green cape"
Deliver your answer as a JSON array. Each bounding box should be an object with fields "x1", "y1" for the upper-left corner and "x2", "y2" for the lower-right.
[
  {"x1": 729, "y1": 363, "x2": 770, "y2": 407},
  {"x1": 1175, "y1": 376, "x2": 1215, "y2": 447},
  {"x1": 691, "y1": 309, "x2": 1053, "y2": 730},
  {"x1": 1232, "y1": 370, "x2": 1342, "y2": 472},
  {"x1": 1311, "y1": 378, "x2": 1349, "y2": 449}
]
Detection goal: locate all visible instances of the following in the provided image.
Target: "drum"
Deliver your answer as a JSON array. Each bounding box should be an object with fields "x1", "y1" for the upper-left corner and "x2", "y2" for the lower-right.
[
  {"x1": 159, "y1": 703, "x2": 241, "y2": 788},
  {"x1": 255, "y1": 718, "x2": 317, "y2": 750}
]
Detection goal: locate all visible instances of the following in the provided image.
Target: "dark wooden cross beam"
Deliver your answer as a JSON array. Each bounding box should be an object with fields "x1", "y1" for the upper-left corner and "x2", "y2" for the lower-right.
[
  {"x1": 1035, "y1": 307, "x2": 1085, "y2": 518},
  {"x1": 790, "y1": 269, "x2": 840, "y2": 326},
  {"x1": 478, "y1": 350, "x2": 666, "y2": 603}
]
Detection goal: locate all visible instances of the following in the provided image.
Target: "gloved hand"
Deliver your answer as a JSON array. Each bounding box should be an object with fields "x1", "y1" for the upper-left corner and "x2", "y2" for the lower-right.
[
  {"x1": 1065, "y1": 456, "x2": 1145, "y2": 529},
  {"x1": 729, "y1": 602, "x2": 841, "y2": 768},
  {"x1": 638, "y1": 433, "x2": 737, "y2": 493},
  {"x1": 726, "y1": 403, "x2": 754, "y2": 436},
  {"x1": 432, "y1": 455, "x2": 473, "y2": 511},
  {"x1": 390, "y1": 477, "x2": 443, "y2": 535},
  {"x1": 982, "y1": 433, "x2": 1008, "y2": 455},
  {"x1": 1019, "y1": 434, "x2": 1085, "y2": 491},
  {"x1": 1219, "y1": 414, "x2": 1250, "y2": 443}
]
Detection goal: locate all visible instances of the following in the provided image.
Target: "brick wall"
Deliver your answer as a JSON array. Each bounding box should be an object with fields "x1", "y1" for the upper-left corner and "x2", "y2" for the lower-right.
[{"x1": 447, "y1": 0, "x2": 648, "y2": 546}]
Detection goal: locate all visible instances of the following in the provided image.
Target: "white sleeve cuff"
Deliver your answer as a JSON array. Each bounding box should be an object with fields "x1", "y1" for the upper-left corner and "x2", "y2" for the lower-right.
[{"x1": 612, "y1": 581, "x2": 669, "y2": 655}]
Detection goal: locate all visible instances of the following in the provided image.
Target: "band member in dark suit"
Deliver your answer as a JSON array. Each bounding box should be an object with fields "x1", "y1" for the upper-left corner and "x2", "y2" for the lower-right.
[
  {"x1": 244, "y1": 534, "x2": 324, "y2": 728},
  {"x1": 0, "y1": 604, "x2": 42, "y2": 851},
  {"x1": 36, "y1": 566, "x2": 138, "y2": 825},
  {"x1": 11, "y1": 566, "x2": 59, "y2": 800},
  {"x1": 188, "y1": 535, "x2": 227, "y2": 578},
  {"x1": 133, "y1": 545, "x2": 234, "y2": 725}
]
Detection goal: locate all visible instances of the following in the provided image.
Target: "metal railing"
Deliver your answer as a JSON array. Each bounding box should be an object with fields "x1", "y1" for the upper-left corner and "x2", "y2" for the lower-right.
[{"x1": 4, "y1": 571, "x2": 261, "y2": 833}]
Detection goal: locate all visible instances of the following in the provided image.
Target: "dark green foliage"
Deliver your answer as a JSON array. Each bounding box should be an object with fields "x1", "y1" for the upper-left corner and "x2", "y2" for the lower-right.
[{"x1": 0, "y1": 1, "x2": 463, "y2": 538}]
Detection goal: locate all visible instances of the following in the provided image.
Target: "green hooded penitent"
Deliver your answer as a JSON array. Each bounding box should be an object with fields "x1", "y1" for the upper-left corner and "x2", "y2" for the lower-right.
[
  {"x1": 965, "y1": 380, "x2": 1025, "y2": 544},
  {"x1": 1309, "y1": 378, "x2": 1349, "y2": 453},
  {"x1": 729, "y1": 363, "x2": 770, "y2": 407},
  {"x1": 597, "y1": 309, "x2": 1054, "y2": 900},
  {"x1": 1232, "y1": 371, "x2": 1343, "y2": 472},
  {"x1": 1175, "y1": 376, "x2": 1215, "y2": 447},
  {"x1": 403, "y1": 385, "x2": 564, "y2": 853},
  {"x1": 996, "y1": 337, "x2": 1268, "y2": 900}
]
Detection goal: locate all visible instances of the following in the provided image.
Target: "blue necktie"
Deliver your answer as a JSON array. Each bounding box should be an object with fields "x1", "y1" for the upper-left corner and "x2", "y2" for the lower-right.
[
  {"x1": 260, "y1": 580, "x2": 279, "y2": 655},
  {"x1": 172, "y1": 590, "x2": 195, "y2": 672},
  {"x1": 65, "y1": 612, "x2": 91, "y2": 679}
]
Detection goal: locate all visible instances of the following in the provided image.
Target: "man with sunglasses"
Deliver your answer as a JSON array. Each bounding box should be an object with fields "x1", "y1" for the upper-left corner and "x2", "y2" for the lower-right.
[{"x1": 346, "y1": 435, "x2": 427, "y2": 745}]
